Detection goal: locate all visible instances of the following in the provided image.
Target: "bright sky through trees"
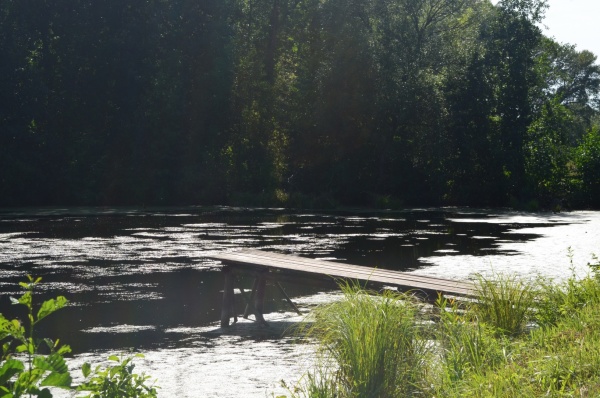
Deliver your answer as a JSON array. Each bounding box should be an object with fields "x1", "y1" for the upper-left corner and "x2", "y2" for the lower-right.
[
  {"x1": 543, "y1": 0, "x2": 600, "y2": 57},
  {"x1": 492, "y1": 0, "x2": 600, "y2": 57}
]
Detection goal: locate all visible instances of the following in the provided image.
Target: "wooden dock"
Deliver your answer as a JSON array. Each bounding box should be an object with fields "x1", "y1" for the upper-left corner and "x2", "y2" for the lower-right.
[{"x1": 207, "y1": 248, "x2": 475, "y2": 327}]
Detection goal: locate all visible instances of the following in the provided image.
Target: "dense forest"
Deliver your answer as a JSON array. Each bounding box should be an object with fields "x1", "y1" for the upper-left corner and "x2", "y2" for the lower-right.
[{"x1": 1, "y1": 0, "x2": 599, "y2": 209}]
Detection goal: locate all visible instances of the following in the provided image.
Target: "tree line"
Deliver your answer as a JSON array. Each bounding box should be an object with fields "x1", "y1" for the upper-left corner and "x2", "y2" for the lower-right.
[{"x1": 1, "y1": 0, "x2": 599, "y2": 208}]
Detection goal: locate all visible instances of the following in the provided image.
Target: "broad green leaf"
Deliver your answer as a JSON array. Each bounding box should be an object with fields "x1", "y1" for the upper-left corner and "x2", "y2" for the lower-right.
[
  {"x1": 37, "y1": 296, "x2": 68, "y2": 322},
  {"x1": 0, "y1": 359, "x2": 24, "y2": 385},
  {"x1": 109, "y1": 366, "x2": 119, "y2": 378},
  {"x1": 17, "y1": 292, "x2": 32, "y2": 308},
  {"x1": 34, "y1": 353, "x2": 69, "y2": 373},
  {"x1": 6, "y1": 319, "x2": 24, "y2": 339},
  {"x1": 16, "y1": 366, "x2": 45, "y2": 388},
  {"x1": 108, "y1": 355, "x2": 119, "y2": 362},
  {"x1": 40, "y1": 371, "x2": 72, "y2": 389},
  {"x1": 82, "y1": 362, "x2": 91, "y2": 378},
  {"x1": 56, "y1": 344, "x2": 71, "y2": 356}
]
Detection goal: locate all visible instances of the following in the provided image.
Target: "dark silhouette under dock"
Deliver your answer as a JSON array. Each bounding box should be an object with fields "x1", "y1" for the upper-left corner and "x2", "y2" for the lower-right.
[{"x1": 207, "y1": 249, "x2": 475, "y2": 327}]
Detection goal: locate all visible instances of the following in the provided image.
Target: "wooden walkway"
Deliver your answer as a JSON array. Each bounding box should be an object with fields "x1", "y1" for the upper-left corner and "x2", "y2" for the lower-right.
[{"x1": 207, "y1": 248, "x2": 475, "y2": 327}]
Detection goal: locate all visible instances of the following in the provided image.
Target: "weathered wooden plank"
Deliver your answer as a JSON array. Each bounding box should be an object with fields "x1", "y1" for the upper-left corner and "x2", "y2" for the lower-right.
[
  {"x1": 211, "y1": 250, "x2": 472, "y2": 294},
  {"x1": 208, "y1": 249, "x2": 474, "y2": 297},
  {"x1": 231, "y1": 249, "x2": 468, "y2": 288},
  {"x1": 219, "y1": 260, "x2": 459, "y2": 293}
]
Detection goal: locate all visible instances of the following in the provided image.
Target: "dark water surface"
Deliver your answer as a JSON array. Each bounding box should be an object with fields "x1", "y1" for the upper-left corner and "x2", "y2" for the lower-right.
[{"x1": 0, "y1": 206, "x2": 594, "y2": 396}]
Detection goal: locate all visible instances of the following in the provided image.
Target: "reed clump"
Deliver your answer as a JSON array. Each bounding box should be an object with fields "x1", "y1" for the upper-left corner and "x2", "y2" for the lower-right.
[
  {"x1": 471, "y1": 272, "x2": 538, "y2": 336},
  {"x1": 289, "y1": 283, "x2": 430, "y2": 398},
  {"x1": 283, "y1": 257, "x2": 600, "y2": 398}
]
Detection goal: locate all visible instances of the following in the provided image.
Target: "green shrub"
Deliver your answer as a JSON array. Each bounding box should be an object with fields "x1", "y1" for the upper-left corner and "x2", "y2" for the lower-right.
[
  {"x1": 77, "y1": 354, "x2": 158, "y2": 398},
  {"x1": 0, "y1": 276, "x2": 158, "y2": 398},
  {"x1": 0, "y1": 275, "x2": 72, "y2": 397},
  {"x1": 572, "y1": 126, "x2": 600, "y2": 207},
  {"x1": 291, "y1": 283, "x2": 430, "y2": 398},
  {"x1": 287, "y1": 260, "x2": 600, "y2": 398},
  {"x1": 535, "y1": 254, "x2": 600, "y2": 327},
  {"x1": 471, "y1": 273, "x2": 538, "y2": 336},
  {"x1": 434, "y1": 296, "x2": 506, "y2": 387}
]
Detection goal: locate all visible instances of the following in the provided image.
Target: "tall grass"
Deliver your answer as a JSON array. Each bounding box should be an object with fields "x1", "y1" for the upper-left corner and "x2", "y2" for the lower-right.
[
  {"x1": 435, "y1": 296, "x2": 506, "y2": 386},
  {"x1": 285, "y1": 257, "x2": 600, "y2": 398},
  {"x1": 290, "y1": 283, "x2": 430, "y2": 397},
  {"x1": 471, "y1": 273, "x2": 538, "y2": 336},
  {"x1": 535, "y1": 255, "x2": 600, "y2": 327}
]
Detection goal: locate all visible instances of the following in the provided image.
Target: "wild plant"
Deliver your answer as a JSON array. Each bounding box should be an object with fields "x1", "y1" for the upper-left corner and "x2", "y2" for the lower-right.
[
  {"x1": 77, "y1": 354, "x2": 158, "y2": 398},
  {"x1": 0, "y1": 275, "x2": 71, "y2": 397},
  {"x1": 434, "y1": 295, "x2": 505, "y2": 386},
  {"x1": 535, "y1": 253, "x2": 600, "y2": 327},
  {"x1": 293, "y1": 283, "x2": 430, "y2": 398},
  {"x1": 471, "y1": 273, "x2": 538, "y2": 336},
  {"x1": 280, "y1": 366, "x2": 339, "y2": 398},
  {"x1": 0, "y1": 276, "x2": 158, "y2": 398}
]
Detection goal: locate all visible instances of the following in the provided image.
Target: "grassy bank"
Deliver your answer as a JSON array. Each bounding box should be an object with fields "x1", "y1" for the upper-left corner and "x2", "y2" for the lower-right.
[{"x1": 282, "y1": 260, "x2": 600, "y2": 397}]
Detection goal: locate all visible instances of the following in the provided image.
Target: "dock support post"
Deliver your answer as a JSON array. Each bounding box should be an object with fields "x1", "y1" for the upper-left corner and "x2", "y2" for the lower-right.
[
  {"x1": 254, "y1": 271, "x2": 268, "y2": 326},
  {"x1": 243, "y1": 278, "x2": 259, "y2": 318},
  {"x1": 276, "y1": 282, "x2": 302, "y2": 315},
  {"x1": 236, "y1": 277, "x2": 251, "y2": 315},
  {"x1": 220, "y1": 267, "x2": 236, "y2": 328}
]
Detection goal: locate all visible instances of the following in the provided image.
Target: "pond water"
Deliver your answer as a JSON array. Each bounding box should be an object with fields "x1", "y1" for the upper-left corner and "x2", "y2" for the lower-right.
[{"x1": 0, "y1": 206, "x2": 598, "y2": 397}]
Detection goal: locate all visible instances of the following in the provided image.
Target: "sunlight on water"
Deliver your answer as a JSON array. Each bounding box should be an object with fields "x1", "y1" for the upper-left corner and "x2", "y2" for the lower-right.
[
  {"x1": 414, "y1": 211, "x2": 600, "y2": 280},
  {"x1": 1, "y1": 207, "x2": 599, "y2": 397}
]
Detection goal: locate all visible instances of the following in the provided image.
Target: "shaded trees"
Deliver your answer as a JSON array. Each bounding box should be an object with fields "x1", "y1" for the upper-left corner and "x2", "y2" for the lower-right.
[
  {"x1": 1, "y1": 0, "x2": 236, "y2": 205},
  {"x1": 1, "y1": 0, "x2": 599, "y2": 208},
  {"x1": 573, "y1": 126, "x2": 600, "y2": 207}
]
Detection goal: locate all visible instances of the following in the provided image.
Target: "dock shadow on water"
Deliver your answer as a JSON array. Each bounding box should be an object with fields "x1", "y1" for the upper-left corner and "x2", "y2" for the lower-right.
[{"x1": 0, "y1": 206, "x2": 598, "y2": 397}]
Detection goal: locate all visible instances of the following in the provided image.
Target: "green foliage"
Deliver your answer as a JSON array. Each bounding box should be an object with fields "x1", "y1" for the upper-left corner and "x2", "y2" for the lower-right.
[
  {"x1": 0, "y1": 0, "x2": 598, "y2": 207},
  {"x1": 524, "y1": 98, "x2": 574, "y2": 204},
  {"x1": 77, "y1": 354, "x2": 158, "y2": 398},
  {"x1": 435, "y1": 296, "x2": 506, "y2": 385},
  {"x1": 573, "y1": 126, "x2": 600, "y2": 207},
  {"x1": 281, "y1": 367, "x2": 339, "y2": 398},
  {"x1": 0, "y1": 275, "x2": 72, "y2": 397},
  {"x1": 287, "y1": 257, "x2": 600, "y2": 397},
  {"x1": 535, "y1": 253, "x2": 600, "y2": 327},
  {"x1": 290, "y1": 283, "x2": 430, "y2": 397},
  {"x1": 472, "y1": 272, "x2": 538, "y2": 336},
  {"x1": 0, "y1": 276, "x2": 158, "y2": 398}
]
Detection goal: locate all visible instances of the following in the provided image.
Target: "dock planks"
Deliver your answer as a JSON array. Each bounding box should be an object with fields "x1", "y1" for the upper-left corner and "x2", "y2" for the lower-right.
[{"x1": 207, "y1": 249, "x2": 475, "y2": 327}]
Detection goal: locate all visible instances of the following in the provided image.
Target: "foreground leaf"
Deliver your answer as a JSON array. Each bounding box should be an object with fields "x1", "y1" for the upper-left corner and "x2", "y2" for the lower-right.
[
  {"x1": 37, "y1": 296, "x2": 68, "y2": 323},
  {"x1": 0, "y1": 359, "x2": 24, "y2": 385}
]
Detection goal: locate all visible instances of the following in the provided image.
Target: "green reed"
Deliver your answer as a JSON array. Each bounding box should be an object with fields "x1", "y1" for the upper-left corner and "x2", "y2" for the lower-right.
[
  {"x1": 290, "y1": 283, "x2": 430, "y2": 397},
  {"x1": 285, "y1": 258, "x2": 600, "y2": 398},
  {"x1": 471, "y1": 272, "x2": 538, "y2": 336}
]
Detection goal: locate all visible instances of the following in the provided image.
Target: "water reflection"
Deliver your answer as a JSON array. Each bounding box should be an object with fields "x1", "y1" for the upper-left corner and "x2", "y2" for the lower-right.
[{"x1": 0, "y1": 207, "x2": 598, "y2": 397}]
